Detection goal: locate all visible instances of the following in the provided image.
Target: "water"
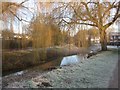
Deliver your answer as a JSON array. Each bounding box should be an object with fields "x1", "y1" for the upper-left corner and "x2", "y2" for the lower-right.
[{"x1": 3, "y1": 55, "x2": 81, "y2": 76}]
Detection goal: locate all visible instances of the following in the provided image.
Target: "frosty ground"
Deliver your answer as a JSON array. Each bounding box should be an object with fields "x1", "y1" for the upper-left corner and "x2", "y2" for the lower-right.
[{"x1": 3, "y1": 46, "x2": 119, "y2": 88}]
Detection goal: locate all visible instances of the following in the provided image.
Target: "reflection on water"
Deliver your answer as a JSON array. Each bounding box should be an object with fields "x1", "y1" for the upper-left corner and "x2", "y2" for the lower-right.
[
  {"x1": 3, "y1": 55, "x2": 81, "y2": 76},
  {"x1": 60, "y1": 55, "x2": 80, "y2": 66},
  {"x1": 32, "y1": 57, "x2": 63, "y2": 71}
]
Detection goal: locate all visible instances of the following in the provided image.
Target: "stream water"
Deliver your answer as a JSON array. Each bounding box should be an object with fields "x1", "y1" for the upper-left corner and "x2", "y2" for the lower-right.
[
  {"x1": 3, "y1": 44, "x2": 101, "y2": 76},
  {"x1": 3, "y1": 55, "x2": 81, "y2": 76}
]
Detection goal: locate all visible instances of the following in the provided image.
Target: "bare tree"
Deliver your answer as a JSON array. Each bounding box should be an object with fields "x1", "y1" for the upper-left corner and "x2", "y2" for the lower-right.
[
  {"x1": 0, "y1": 0, "x2": 34, "y2": 22},
  {"x1": 54, "y1": 1, "x2": 120, "y2": 51}
]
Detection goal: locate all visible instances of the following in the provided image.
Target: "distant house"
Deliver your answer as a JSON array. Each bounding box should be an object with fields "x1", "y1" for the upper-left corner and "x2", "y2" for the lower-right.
[{"x1": 108, "y1": 32, "x2": 120, "y2": 46}]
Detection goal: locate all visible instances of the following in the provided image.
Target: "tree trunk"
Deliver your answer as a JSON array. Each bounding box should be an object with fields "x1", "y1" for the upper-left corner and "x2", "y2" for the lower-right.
[{"x1": 100, "y1": 29, "x2": 107, "y2": 51}]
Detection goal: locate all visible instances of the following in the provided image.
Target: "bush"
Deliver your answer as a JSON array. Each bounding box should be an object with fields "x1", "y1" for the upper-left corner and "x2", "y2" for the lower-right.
[{"x1": 2, "y1": 39, "x2": 32, "y2": 49}]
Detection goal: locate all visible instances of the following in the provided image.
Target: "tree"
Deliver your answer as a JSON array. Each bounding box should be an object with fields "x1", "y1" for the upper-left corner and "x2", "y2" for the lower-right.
[
  {"x1": 88, "y1": 28, "x2": 100, "y2": 44},
  {"x1": 50, "y1": 24, "x2": 64, "y2": 46},
  {"x1": 0, "y1": 0, "x2": 33, "y2": 22},
  {"x1": 53, "y1": 1, "x2": 120, "y2": 51},
  {"x1": 74, "y1": 29, "x2": 89, "y2": 48}
]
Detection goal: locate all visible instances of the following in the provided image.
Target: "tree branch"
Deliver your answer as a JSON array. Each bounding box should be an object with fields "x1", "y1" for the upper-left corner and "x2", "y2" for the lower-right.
[
  {"x1": 69, "y1": 4, "x2": 90, "y2": 21},
  {"x1": 104, "y1": 1, "x2": 120, "y2": 30},
  {"x1": 1, "y1": 0, "x2": 31, "y2": 23},
  {"x1": 80, "y1": 2, "x2": 98, "y2": 25},
  {"x1": 9, "y1": 10, "x2": 30, "y2": 23},
  {"x1": 20, "y1": 0, "x2": 29, "y2": 5},
  {"x1": 102, "y1": 2, "x2": 116, "y2": 19},
  {"x1": 62, "y1": 18, "x2": 97, "y2": 27}
]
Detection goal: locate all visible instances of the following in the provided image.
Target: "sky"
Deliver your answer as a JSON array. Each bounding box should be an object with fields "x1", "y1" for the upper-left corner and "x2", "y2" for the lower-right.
[
  {"x1": 0, "y1": 0, "x2": 37, "y2": 33},
  {"x1": 13, "y1": 0, "x2": 37, "y2": 33},
  {"x1": 0, "y1": 0, "x2": 119, "y2": 33}
]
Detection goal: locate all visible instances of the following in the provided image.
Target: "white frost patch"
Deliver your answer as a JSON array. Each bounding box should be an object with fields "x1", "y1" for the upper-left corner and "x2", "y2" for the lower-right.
[
  {"x1": 14, "y1": 71, "x2": 24, "y2": 76},
  {"x1": 60, "y1": 55, "x2": 80, "y2": 66}
]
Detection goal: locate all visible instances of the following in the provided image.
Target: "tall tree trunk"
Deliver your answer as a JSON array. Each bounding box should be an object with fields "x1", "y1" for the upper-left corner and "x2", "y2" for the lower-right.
[{"x1": 100, "y1": 28, "x2": 107, "y2": 51}]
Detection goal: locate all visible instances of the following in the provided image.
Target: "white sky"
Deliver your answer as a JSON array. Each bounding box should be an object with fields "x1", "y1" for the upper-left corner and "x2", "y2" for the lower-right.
[{"x1": 0, "y1": 0, "x2": 119, "y2": 33}]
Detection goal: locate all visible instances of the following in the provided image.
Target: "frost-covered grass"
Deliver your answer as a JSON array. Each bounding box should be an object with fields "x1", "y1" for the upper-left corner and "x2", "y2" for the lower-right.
[
  {"x1": 5, "y1": 48, "x2": 118, "y2": 88},
  {"x1": 40, "y1": 49, "x2": 118, "y2": 88}
]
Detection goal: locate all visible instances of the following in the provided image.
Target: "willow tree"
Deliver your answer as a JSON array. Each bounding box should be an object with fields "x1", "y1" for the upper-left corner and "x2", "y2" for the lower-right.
[
  {"x1": 30, "y1": 20, "x2": 52, "y2": 61},
  {"x1": 74, "y1": 29, "x2": 89, "y2": 48},
  {"x1": 0, "y1": 0, "x2": 33, "y2": 22},
  {"x1": 88, "y1": 28, "x2": 100, "y2": 44},
  {"x1": 54, "y1": 1, "x2": 120, "y2": 51},
  {"x1": 1, "y1": 0, "x2": 35, "y2": 50}
]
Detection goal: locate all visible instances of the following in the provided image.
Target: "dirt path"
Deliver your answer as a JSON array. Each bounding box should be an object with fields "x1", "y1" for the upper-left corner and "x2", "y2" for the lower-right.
[
  {"x1": 108, "y1": 62, "x2": 118, "y2": 88},
  {"x1": 108, "y1": 47, "x2": 119, "y2": 88},
  {"x1": 108, "y1": 52, "x2": 119, "y2": 88}
]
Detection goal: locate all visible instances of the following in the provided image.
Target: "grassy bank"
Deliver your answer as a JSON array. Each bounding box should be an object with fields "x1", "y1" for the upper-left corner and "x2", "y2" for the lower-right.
[
  {"x1": 31, "y1": 49, "x2": 118, "y2": 88},
  {"x1": 3, "y1": 47, "x2": 119, "y2": 88},
  {"x1": 2, "y1": 46, "x2": 80, "y2": 74}
]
